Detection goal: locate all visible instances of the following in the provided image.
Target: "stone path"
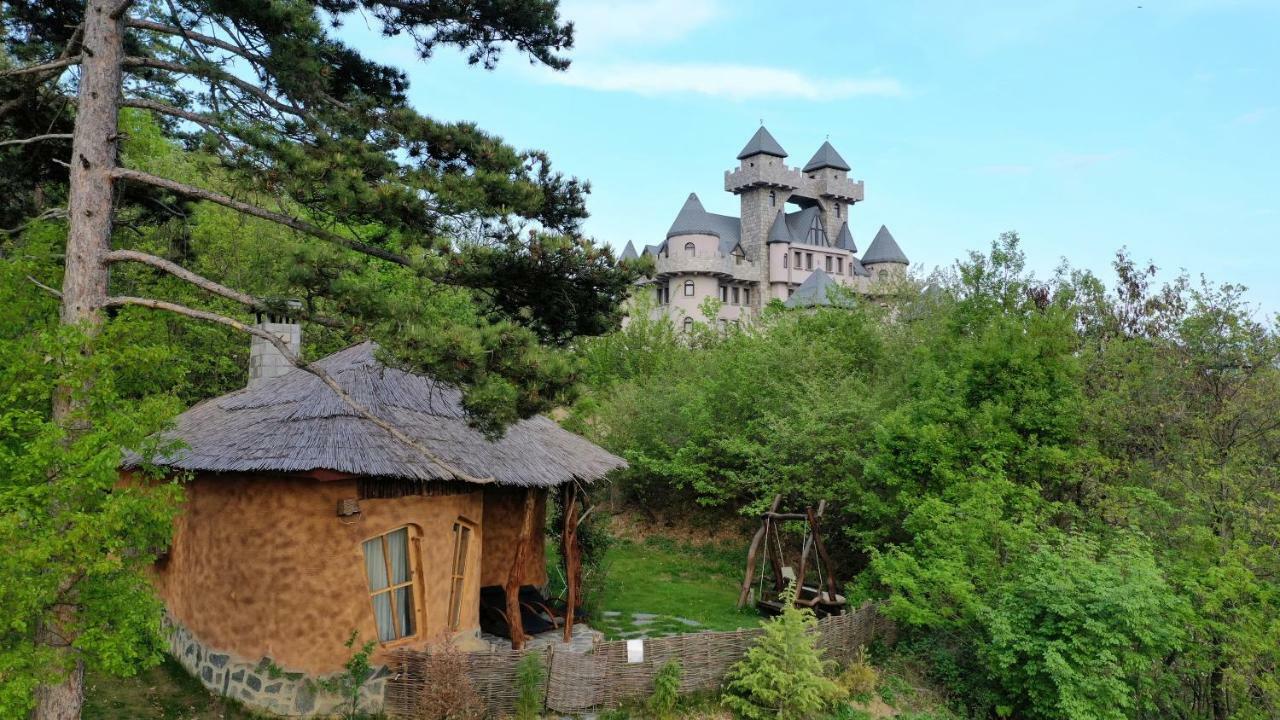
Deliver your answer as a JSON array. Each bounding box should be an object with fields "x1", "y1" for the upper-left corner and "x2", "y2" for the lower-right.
[{"x1": 480, "y1": 620, "x2": 601, "y2": 654}]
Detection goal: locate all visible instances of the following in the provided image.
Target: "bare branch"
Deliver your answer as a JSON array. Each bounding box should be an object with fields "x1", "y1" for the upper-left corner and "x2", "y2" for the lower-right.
[
  {"x1": 27, "y1": 275, "x2": 62, "y2": 298},
  {"x1": 104, "y1": 295, "x2": 492, "y2": 483},
  {"x1": 122, "y1": 56, "x2": 306, "y2": 120},
  {"x1": 111, "y1": 167, "x2": 411, "y2": 266},
  {"x1": 121, "y1": 98, "x2": 236, "y2": 149},
  {"x1": 1, "y1": 207, "x2": 67, "y2": 236},
  {"x1": 0, "y1": 133, "x2": 74, "y2": 148},
  {"x1": 126, "y1": 19, "x2": 263, "y2": 63},
  {"x1": 109, "y1": 0, "x2": 138, "y2": 20},
  {"x1": 1, "y1": 56, "x2": 82, "y2": 78},
  {"x1": 103, "y1": 249, "x2": 343, "y2": 328}
]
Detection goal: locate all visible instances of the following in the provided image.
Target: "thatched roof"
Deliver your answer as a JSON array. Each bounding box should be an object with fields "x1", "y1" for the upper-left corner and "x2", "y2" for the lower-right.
[{"x1": 128, "y1": 342, "x2": 626, "y2": 487}]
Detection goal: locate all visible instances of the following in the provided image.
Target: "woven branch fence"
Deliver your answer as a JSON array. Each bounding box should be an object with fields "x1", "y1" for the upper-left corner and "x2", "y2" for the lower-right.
[{"x1": 385, "y1": 603, "x2": 894, "y2": 718}]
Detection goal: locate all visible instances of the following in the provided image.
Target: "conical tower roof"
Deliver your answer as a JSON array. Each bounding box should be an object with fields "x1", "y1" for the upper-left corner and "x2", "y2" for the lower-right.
[
  {"x1": 620, "y1": 240, "x2": 638, "y2": 261},
  {"x1": 666, "y1": 193, "x2": 721, "y2": 238},
  {"x1": 802, "y1": 140, "x2": 851, "y2": 172},
  {"x1": 785, "y1": 269, "x2": 853, "y2": 308},
  {"x1": 767, "y1": 210, "x2": 794, "y2": 244},
  {"x1": 861, "y1": 225, "x2": 909, "y2": 265},
  {"x1": 737, "y1": 126, "x2": 788, "y2": 160},
  {"x1": 834, "y1": 222, "x2": 856, "y2": 252}
]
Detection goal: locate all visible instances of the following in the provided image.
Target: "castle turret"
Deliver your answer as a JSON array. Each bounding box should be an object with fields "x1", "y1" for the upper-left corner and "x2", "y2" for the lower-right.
[
  {"x1": 620, "y1": 240, "x2": 638, "y2": 262},
  {"x1": 861, "y1": 225, "x2": 909, "y2": 282},
  {"x1": 725, "y1": 127, "x2": 802, "y2": 284},
  {"x1": 802, "y1": 141, "x2": 859, "y2": 242}
]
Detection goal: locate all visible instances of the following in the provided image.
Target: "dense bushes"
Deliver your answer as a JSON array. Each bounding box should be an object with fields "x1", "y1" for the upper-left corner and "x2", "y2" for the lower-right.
[{"x1": 572, "y1": 235, "x2": 1280, "y2": 719}]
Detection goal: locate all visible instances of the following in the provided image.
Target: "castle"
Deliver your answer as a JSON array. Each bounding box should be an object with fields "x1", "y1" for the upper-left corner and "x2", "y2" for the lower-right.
[{"x1": 621, "y1": 127, "x2": 909, "y2": 329}]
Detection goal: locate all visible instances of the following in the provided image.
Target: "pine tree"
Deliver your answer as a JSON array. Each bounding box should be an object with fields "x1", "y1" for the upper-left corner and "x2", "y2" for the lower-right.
[
  {"x1": 0, "y1": 1, "x2": 639, "y2": 716},
  {"x1": 721, "y1": 584, "x2": 842, "y2": 720}
]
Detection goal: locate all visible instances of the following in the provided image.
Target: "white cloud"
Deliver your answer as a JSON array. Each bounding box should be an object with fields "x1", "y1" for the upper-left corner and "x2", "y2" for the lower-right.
[
  {"x1": 537, "y1": 62, "x2": 904, "y2": 101},
  {"x1": 560, "y1": 0, "x2": 720, "y2": 51}
]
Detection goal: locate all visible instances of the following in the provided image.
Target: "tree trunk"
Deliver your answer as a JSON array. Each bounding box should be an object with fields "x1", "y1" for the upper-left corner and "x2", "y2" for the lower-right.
[
  {"x1": 37, "y1": 1, "x2": 125, "y2": 717},
  {"x1": 505, "y1": 489, "x2": 539, "y2": 650}
]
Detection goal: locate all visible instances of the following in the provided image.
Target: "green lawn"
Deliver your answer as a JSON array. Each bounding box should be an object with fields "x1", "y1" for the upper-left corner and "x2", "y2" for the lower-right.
[{"x1": 590, "y1": 536, "x2": 759, "y2": 639}]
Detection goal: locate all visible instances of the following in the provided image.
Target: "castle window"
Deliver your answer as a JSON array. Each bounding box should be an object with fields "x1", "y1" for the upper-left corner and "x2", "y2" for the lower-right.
[
  {"x1": 363, "y1": 527, "x2": 419, "y2": 643},
  {"x1": 720, "y1": 286, "x2": 728, "y2": 303},
  {"x1": 732, "y1": 287, "x2": 740, "y2": 305},
  {"x1": 684, "y1": 241, "x2": 696, "y2": 257},
  {"x1": 837, "y1": 258, "x2": 844, "y2": 275},
  {"x1": 787, "y1": 288, "x2": 795, "y2": 298},
  {"x1": 743, "y1": 288, "x2": 751, "y2": 305},
  {"x1": 805, "y1": 253, "x2": 813, "y2": 270},
  {"x1": 794, "y1": 251, "x2": 802, "y2": 268},
  {"x1": 769, "y1": 190, "x2": 777, "y2": 207},
  {"x1": 878, "y1": 269, "x2": 889, "y2": 281},
  {"x1": 683, "y1": 280, "x2": 695, "y2": 297},
  {"x1": 835, "y1": 203, "x2": 841, "y2": 218},
  {"x1": 656, "y1": 286, "x2": 669, "y2": 305},
  {"x1": 683, "y1": 317, "x2": 694, "y2": 333},
  {"x1": 783, "y1": 254, "x2": 789, "y2": 269},
  {"x1": 825, "y1": 256, "x2": 833, "y2": 272}
]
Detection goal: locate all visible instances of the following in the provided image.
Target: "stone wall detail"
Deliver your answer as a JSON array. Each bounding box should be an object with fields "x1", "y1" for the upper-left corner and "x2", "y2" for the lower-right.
[{"x1": 166, "y1": 617, "x2": 389, "y2": 717}]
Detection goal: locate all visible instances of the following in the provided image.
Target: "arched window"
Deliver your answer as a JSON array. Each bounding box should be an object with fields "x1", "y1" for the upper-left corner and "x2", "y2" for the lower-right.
[
  {"x1": 682, "y1": 317, "x2": 694, "y2": 333},
  {"x1": 684, "y1": 241, "x2": 696, "y2": 257},
  {"x1": 769, "y1": 190, "x2": 777, "y2": 207},
  {"x1": 683, "y1": 280, "x2": 695, "y2": 296},
  {"x1": 783, "y1": 253, "x2": 789, "y2": 269},
  {"x1": 878, "y1": 269, "x2": 889, "y2": 281}
]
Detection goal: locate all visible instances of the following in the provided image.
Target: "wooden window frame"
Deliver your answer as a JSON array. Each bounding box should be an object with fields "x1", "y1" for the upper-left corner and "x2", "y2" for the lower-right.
[
  {"x1": 362, "y1": 525, "x2": 423, "y2": 646},
  {"x1": 447, "y1": 519, "x2": 476, "y2": 631}
]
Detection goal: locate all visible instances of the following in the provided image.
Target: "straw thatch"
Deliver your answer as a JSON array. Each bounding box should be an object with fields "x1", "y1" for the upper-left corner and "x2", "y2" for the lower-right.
[{"x1": 127, "y1": 342, "x2": 626, "y2": 487}]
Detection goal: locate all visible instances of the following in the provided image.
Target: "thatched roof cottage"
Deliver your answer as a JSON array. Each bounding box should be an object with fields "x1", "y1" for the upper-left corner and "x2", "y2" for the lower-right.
[{"x1": 131, "y1": 321, "x2": 623, "y2": 715}]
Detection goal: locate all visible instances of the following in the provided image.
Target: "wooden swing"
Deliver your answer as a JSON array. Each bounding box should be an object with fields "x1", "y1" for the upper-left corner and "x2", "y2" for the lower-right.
[{"x1": 737, "y1": 495, "x2": 846, "y2": 617}]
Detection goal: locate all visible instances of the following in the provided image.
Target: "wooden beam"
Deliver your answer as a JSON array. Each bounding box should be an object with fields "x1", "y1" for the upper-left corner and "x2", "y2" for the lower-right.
[
  {"x1": 562, "y1": 484, "x2": 580, "y2": 642},
  {"x1": 808, "y1": 506, "x2": 839, "y2": 602},
  {"x1": 505, "y1": 489, "x2": 539, "y2": 650},
  {"x1": 737, "y1": 494, "x2": 782, "y2": 608},
  {"x1": 793, "y1": 506, "x2": 813, "y2": 607}
]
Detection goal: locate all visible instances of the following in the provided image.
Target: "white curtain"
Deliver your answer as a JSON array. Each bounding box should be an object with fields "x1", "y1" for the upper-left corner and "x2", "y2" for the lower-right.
[
  {"x1": 387, "y1": 528, "x2": 409, "y2": 585},
  {"x1": 363, "y1": 537, "x2": 394, "y2": 641}
]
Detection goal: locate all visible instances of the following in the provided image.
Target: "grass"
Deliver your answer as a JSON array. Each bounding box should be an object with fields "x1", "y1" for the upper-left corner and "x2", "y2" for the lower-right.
[
  {"x1": 591, "y1": 536, "x2": 758, "y2": 639},
  {"x1": 83, "y1": 655, "x2": 259, "y2": 720}
]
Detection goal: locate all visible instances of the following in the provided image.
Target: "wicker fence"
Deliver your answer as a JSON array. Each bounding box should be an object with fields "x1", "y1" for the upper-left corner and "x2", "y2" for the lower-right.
[{"x1": 385, "y1": 603, "x2": 894, "y2": 718}]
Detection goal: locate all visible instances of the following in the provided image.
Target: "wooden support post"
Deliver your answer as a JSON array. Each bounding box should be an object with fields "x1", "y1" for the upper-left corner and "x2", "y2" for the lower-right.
[
  {"x1": 793, "y1": 506, "x2": 813, "y2": 606},
  {"x1": 808, "y1": 506, "x2": 839, "y2": 602},
  {"x1": 562, "y1": 483, "x2": 580, "y2": 642},
  {"x1": 738, "y1": 495, "x2": 782, "y2": 608},
  {"x1": 506, "y1": 488, "x2": 539, "y2": 650}
]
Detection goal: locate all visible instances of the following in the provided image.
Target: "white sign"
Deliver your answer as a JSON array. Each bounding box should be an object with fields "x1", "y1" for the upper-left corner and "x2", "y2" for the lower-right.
[{"x1": 626, "y1": 638, "x2": 645, "y2": 664}]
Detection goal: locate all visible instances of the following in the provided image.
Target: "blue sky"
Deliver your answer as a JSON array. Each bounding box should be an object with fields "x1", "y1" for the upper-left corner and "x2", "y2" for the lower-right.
[{"x1": 345, "y1": 0, "x2": 1279, "y2": 313}]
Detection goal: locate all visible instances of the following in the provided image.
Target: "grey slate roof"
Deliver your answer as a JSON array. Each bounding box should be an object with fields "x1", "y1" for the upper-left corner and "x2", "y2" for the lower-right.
[
  {"x1": 802, "y1": 141, "x2": 851, "y2": 172},
  {"x1": 620, "y1": 240, "x2": 638, "y2": 261},
  {"x1": 767, "y1": 210, "x2": 793, "y2": 244},
  {"x1": 834, "y1": 222, "x2": 856, "y2": 252},
  {"x1": 785, "y1": 269, "x2": 854, "y2": 308},
  {"x1": 848, "y1": 255, "x2": 871, "y2": 277},
  {"x1": 861, "y1": 225, "x2": 909, "y2": 265},
  {"x1": 664, "y1": 193, "x2": 743, "y2": 256},
  {"x1": 125, "y1": 342, "x2": 626, "y2": 487},
  {"x1": 737, "y1": 126, "x2": 788, "y2": 159},
  {"x1": 784, "y1": 206, "x2": 830, "y2": 247}
]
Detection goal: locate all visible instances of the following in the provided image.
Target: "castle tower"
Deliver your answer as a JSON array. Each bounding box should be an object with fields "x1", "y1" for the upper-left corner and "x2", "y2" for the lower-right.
[
  {"x1": 801, "y1": 141, "x2": 859, "y2": 244},
  {"x1": 725, "y1": 126, "x2": 802, "y2": 286},
  {"x1": 861, "y1": 225, "x2": 910, "y2": 283}
]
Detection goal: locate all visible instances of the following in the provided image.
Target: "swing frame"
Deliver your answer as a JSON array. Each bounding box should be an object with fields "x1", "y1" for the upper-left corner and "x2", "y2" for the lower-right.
[{"x1": 737, "y1": 494, "x2": 846, "y2": 617}]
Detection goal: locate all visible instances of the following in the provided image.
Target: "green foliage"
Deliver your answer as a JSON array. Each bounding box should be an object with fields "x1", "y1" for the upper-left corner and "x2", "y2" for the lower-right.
[
  {"x1": 647, "y1": 659, "x2": 682, "y2": 720},
  {"x1": 514, "y1": 651, "x2": 545, "y2": 720},
  {"x1": 721, "y1": 585, "x2": 842, "y2": 720},
  {"x1": 836, "y1": 648, "x2": 879, "y2": 701},
  {"x1": 311, "y1": 631, "x2": 378, "y2": 719}
]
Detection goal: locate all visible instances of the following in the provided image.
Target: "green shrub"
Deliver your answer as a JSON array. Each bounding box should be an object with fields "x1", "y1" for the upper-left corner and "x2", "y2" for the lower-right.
[
  {"x1": 837, "y1": 647, "x2": 879, "y2": 701},
  {"x1": 647, "y1": 658, "x2": 682, "y2": 719},
  {"x1": 721, "y1": 584, "x2": 842, "y2": 720},
  {"x1": 514, "y1": 652, "x2": 545, "y2": 720}
]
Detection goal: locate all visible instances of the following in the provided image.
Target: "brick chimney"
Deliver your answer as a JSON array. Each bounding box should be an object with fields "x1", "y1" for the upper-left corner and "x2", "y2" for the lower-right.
[{"x1": 248, "y1": 304, "x2": 301, "y2": 388}]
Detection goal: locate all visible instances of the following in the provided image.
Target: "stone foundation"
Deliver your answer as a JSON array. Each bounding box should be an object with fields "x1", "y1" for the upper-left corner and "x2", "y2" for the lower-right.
[{"x1": 166, "y1": 618, "x2": 388, "y2": 717}]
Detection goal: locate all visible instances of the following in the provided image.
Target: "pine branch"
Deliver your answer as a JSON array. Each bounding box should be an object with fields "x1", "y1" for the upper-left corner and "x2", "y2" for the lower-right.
[
  {"x1": 121, "y1": 56, "x2": 306, "y2": 120},
  {"x1": 0, "y1": 133, "x2": 74, "y2": 148},
  {"x1": 109, "y1": 0, "x2": 137, "y2": 20},
  {"x1": 103, "y1": 249, "x2": 343, "y2": 328},
  {"x1": 110, "y1": 167, "x2": 411, "y2": 266},
  {"x1": 104, "y1": 295, "x2": 493, "y2": 483},
  {"x1": 126, "y1": 19, "x2": 265, "y2": 63},
  {"x1": 0, "y1": 56, "x2": 82, "y2": 78},
  {"x1": 27, "y1": 275, "x2": 63, "y2": 298},
  {"x1": 121, "y1": 98, "x2": 236, "y2": 148}
]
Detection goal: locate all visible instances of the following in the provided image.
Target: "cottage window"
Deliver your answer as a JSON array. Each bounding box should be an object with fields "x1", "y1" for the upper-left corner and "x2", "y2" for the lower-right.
[
  {"x1": 683, "y1": 280, "x2": 695, "y2": 297},
  {"x1": 447, "y1": 520, "x2": 474, "y2": 631},
  {"x1": 363, "y1": 527, "x2": 417, "y2": 643},
  {"x1": 684, "y1": 241, "x2": 696, "y2": 257}
]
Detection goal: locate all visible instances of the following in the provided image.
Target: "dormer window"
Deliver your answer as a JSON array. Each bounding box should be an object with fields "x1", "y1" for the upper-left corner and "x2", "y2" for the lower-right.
[
  {"x1": 684, "y1": 241, "x2": 696, "y2": 257},
  {"x1": 806, "y1": 214, "x2": 827, "y2": 245}
]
